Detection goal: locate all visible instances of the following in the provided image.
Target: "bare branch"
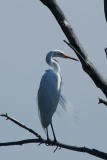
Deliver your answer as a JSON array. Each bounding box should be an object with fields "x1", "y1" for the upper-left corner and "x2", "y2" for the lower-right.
[
  {"x1": 104, "y1": 0, "x2": 107, "y2": 22},
  {"x1": 104, "y1": 48, "x2": 107, "y2": 59},
  {"x1": 0, "y1": 113, "x2": 107, "y2": 159},
  {"x1": 0, "y1": 138, "x2": 107, "y2": 159},
  {"x1": 98, "y1": 98, "x2": 107, "y2": 106},
  {"x1": 0, "y1": 113, "x2": 41, "y2": 139},
  {"x1": 40, "y1": 0, "x2": 107, "y2": 97}
]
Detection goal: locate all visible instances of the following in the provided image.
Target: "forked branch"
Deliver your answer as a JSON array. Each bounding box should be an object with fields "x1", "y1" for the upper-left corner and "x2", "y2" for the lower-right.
[{"x1": 0, "y1": 113, "x2": 107, "y2": 159}]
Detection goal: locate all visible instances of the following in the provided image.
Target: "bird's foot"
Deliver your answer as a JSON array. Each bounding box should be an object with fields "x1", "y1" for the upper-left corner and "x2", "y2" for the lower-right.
[
  {"x1": 53, "y1": 138, "x2": 57, "y2": 144},
  {"x1": 51, "y1": 137, "x2": 57, "y2": 146},
  {"x1": 46, "y1": 137, "x2": 51, "y2": 146}
]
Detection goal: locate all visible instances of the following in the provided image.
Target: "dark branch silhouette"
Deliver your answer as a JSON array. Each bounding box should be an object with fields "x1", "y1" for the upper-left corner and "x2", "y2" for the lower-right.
[
  {"x1": 40, "y1": 0, "x2": 107, "y2": 98},
  {"x1": 104, "y1": 0, "x2": 107, "y2": 22},
  {"x1": 98, "y1": 98, "x2": 107, "y2": 106},
  {"x1": 105, "y1": 48, "x2": 107, "y2": 59},
  {"x1": 0, "y1": 139, "x2": 107, "y2": 159},
  {"x1": 0, "y1": 113, "x2": 107, "y2": 159},
  {"x1": 0, "y1": 114, "x2": 41, "y2": 138}
]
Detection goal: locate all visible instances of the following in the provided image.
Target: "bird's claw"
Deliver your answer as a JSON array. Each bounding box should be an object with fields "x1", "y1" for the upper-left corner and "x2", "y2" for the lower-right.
[
  {"x1": 53, "y1": 138, "x2": 57, "y2": 144},
  {"x1": 46, "y1": 137, "x2": 51, "y2": 146}
]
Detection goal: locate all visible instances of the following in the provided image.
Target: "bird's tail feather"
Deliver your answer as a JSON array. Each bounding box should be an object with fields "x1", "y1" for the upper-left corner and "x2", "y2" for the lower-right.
[
  {"x1": 59, "y1": 95, "x2": 67, "y2": 110},
  {"x1": 59, "y1": 94, "x2": 78, "y2": 122},
  {"x1": 59, "y1": 94, "x2": 73, "y2": 114}
]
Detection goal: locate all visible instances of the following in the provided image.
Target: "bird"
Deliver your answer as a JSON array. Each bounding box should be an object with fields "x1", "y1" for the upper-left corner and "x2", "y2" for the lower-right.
[{"x1": 37, "y1": 50, "x2": 78, "y2": 142}]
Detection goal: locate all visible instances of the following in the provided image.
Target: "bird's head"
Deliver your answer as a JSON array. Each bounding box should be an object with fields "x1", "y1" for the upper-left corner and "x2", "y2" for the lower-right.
[
  {"x1": 46, "y1": 50, "x2": 78, "y2": 72},
  {"x1": 48, "y1": 50, "x2": 78, "y2": 61}
]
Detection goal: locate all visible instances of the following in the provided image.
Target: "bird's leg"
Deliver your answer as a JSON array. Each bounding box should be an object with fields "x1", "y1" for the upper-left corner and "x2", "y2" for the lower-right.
[
  {"x1": 46, "y1": 128, "x2": 50, "y2": 142},
  {"x1": 45, "y1": 128, "x2": 50, "y2": 146},
  {"x1": 50, "y1": 122, "x2": 57, "y2": 143}
]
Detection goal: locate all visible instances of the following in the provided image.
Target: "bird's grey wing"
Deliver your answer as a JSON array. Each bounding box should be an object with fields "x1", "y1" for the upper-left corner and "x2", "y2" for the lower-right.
[{"x1": 38, "y1": 70, "x2": 61, "y2": 128}]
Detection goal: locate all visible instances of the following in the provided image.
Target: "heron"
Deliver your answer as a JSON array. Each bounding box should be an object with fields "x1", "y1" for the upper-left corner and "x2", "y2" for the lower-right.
[{"x1": 37, "y1": 50, "x2": 78, "y2": 142}]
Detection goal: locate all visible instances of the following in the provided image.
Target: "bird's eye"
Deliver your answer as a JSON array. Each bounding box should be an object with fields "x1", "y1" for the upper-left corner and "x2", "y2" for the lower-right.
[{"x1": 59, "y1": 53, "x2": 63, "y2": 55}]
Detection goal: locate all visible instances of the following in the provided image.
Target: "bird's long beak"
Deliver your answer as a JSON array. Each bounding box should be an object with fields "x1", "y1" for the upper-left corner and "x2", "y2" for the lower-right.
[{"x1": 61, "y1": 52, "x2": 78, "y2": 61}]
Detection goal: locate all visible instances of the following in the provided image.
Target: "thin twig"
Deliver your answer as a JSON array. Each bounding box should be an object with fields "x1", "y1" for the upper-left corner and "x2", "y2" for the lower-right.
[
  {"x1": 104, "y1": 48, "x2": 107, "y2": 59},
  {"x1": 0, "y1": 113, "x2": 41, "y2": 139},
  {"x1": 53, "y1": 146, "x2": 58, "y2": 153},
  {"x1": 98, "y1": 98, "x2": 107, "y2": 106},
  {"x1": 63, "y1": 40, "x2": 87, "y2": 65}
]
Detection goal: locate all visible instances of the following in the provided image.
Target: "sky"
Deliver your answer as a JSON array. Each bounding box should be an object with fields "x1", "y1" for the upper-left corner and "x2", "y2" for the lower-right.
[{"x1": 0, "y1": 0, "x2": 107, "y2": 160}]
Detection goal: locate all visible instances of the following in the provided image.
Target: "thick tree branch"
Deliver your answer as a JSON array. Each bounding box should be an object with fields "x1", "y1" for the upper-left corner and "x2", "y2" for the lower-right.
[
  {"x1": 40, "y1": 0, "x2": 107, "y2": 97},
  {"x1": 0, "y1": 138, "x2": 107, "y2": 159}
]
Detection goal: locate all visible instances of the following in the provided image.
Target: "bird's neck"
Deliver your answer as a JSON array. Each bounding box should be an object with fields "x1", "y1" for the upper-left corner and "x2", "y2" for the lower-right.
[
  {"x1": 51, "y1": 59, "x2": 61, "y2": 73},
  {"x1": 46, "y1": 55, "x2": 61, "y2": 73}
]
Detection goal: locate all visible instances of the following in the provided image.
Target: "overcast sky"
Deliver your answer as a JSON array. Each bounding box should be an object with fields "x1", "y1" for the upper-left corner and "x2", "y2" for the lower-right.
[{"x1": 0, "y1": 0, "x2": 107, "y2": 160}]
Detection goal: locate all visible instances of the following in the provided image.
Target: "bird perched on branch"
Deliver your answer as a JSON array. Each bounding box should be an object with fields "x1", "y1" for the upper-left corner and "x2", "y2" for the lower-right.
[{"x1": 38, "y1": 50, "x2": 78, "y2": 142}]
